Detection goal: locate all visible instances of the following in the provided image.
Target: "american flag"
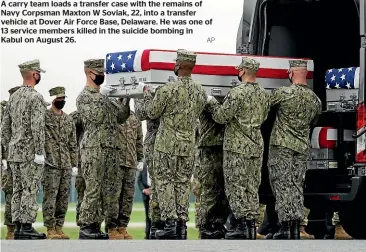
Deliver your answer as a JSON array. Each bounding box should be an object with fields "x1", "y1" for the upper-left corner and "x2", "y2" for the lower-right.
[
  {"x1": 106, "y1": 50, "x2": 139, "y2": 74},
  {"x1": 105, "y1": 49, "x2": 314, "y2": 78},
  {"x1": 325, "y1": 67, "x2": 360, "y2": 89}
]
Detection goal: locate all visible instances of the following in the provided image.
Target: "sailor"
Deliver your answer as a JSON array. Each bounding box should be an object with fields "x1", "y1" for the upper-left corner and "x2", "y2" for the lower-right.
[
  {"x1": 76, "y1": 59, "x2": 130, "y2": 239},
  {"x1": 267, "y1": 59, "x2": 322, "y2": 239},
  {"x1": 196, "y1": 97, "x2": 230, "y2": 239},
  {"x1": 42, "y1": 86, "x2": 77, "y2": 239},
  {"x1": 133, "y1": 99, "x2": 163, "y2": 239},
  {"x1": 1, "y1": 59, "x2": 48, "y2": 240},
  {"x1": 208, "y1": 57, "x2": 270, "y2": 239},
  {"x1": 142, "y1": 49, "x2": 207, "y2": 239},
  {"x1": 1, "y1": 86, "x2": 21, "y2": 240}
]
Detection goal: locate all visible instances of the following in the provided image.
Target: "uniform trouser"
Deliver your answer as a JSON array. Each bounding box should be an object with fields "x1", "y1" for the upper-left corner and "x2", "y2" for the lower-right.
[
  {"x1": 268, "y1": 146, "x2": 307, "y2": 222},
  {"x1": 197, "y1": 147, "x2": 230, "y2": 227},
  {"x1": 143, "y1": 196, "x2": 152, "y2": 238},
  {"x1": 1, "y1": 167, "x2": 14, "y2": 225},
  {"x1": 117, "y1": 166, "x2": 136, "y2": 227},
  {"x1": 258, "y1": 202, "x2": 280, "y2": 235},
  {"x1": 192, "y1": 177, "x2": 201, "y2": 228},
  {"x1": 79, "y1": 147, "x2": 121, "y2": 228},
  {"x1": 332, "y1": 212, "x2": 340, "y2": 225},
  {"x1": 223, "y1": 151, "x2": 262, "y2": 220},
  {"x1": 42, "y1": 165, "x2": 71, "y2": 228},
  {"x1": 145, "y1": 144, "x2": 161, "y2": 222},
  {"x1": 75, "y1": 174, "x2": 85, "y2": 226},
  {"x1": 9, "y1": 161, "x2": 43, "y2": 223},
  {"x1": 300, "y1": 208, "x2": 311, "y2": 226},
  {"x1": 154, "y1": 151, "x2": 195, "y2": 221}
]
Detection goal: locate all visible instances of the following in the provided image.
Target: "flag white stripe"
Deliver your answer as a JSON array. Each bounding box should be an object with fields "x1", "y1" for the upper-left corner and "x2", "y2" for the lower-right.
[
  {"x1": 311, "y1": 127, "x2": 321, "y2": 148},
  {"x1": 148, "y1": 51, "x2": 314, "y2": 71},
  {"x1": 133, "y1": 50, "x2": 143, "y2": 71},
  {"x1": 354, "y1": 67, "x2": 360, "y2": 89},
  {"x1": 327, "y1": 129, "x2": 338, "y2": 141}
]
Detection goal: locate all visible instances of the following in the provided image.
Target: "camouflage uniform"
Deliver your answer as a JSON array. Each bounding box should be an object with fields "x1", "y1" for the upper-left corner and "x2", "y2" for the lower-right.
[
  {"x1": 117, "y1": 111, "x2": 143, "y2": 237},
  {"x1": 69, "y1": 110, "x2": 85, "y2": 227},
  {"x1": 192, "y1": 148, "x2": 201, "y2": 228},
  {"x1": 1, "y1": 60, "x2": 48, "y2": 227},
  {"x1": 76, "y1": 59, "x2": 130, "y2": 232},
  {"x1": 268, "y1": 60, "x2": 321, "y2": 238},
  {"x1": 1, "y1": 87, "x2": 21, "y2": 239},
  {"x1": 134, "y1": 99, "x2": 162, "y2": 235},
  {"x1": 209, "y1": 58, "x2": 270, "y2": 226},
  {"x1": 143, "y1": 50, "x2": 207, "y2": 238},
  {"x1": 196, "y1": 104, "x2": 230, "y2": 233},
  {"x1": 42, "y1": 87, "x2": 77, "y2": 238}
]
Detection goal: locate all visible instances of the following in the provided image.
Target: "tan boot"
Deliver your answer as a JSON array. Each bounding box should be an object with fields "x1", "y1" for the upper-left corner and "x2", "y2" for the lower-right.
[
  {"x1": 55, "y1": 226, "x2": 70, "y2": 239},
  {"x1": 47, "y1": 227, "x2": 62, "y2": 239},
  {"x1": 118, "y1": 227, "x2": 133, "y2": 239},
  {"x1": 335, "y1": 224, "x2": 352, "y2": 239},
  {"x1": 300, "y1": 226, "x2": 314, "y2": 239},
  {"x1": 108, "y1": 227, "x2": 125, "y2": 240},
  {"x1": 5, "y1": 225, "x2": 15, "y2": 240}
]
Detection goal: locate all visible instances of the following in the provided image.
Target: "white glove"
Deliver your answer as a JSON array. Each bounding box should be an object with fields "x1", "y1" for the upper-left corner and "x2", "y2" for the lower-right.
[
  {"x1": 137, "y1": 162, "x2": 144, "y2": 171},
  {"x1": 34, "y1": 154, "x2": 45, "y2": 165},
  {"x1": 72, "y1": 167, "x2": 78, "y2": 176},
  {"x1": 2, "y1": 160, "x2": 7, "y2": 170},
  {"x1": 100, "y1": 85, "x2": 116, "y2": 96},
  {"x1": 207, "y1": 95, "x2": 214, "y2": 102}
]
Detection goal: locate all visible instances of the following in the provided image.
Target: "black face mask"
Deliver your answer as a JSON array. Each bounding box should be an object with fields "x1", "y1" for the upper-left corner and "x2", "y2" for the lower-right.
[
  {"x1": 54, "y1": 100, "x2": 65, "y2": 110},
  {"x1": 174, "y1": 65, "x2": 179, "y2": 76},
  {"x1": 91, "y1": 73, "x2": 105, "y2": 86},
  {"x1": 34, "y1": 73, "x2": 41, "y2": 85}
]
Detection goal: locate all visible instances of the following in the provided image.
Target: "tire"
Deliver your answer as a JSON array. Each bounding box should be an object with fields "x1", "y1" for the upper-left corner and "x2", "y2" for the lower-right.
[{"x1": 339, "y1": 201, "x2": 366, "y2": 239}]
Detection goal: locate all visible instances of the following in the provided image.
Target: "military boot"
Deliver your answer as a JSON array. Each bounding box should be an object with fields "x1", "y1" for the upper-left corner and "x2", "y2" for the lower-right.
[
  {"x1": 335, "y1": 224, "x2": 352, "y2": 239},
  {"x1": 155, "y1": 220, "x2": 177, "y2": 240},
  {"x1": 273, "y1": 221, "x2": 291, "y2": 240},
  {"x1": 47, "y1": 227, "x2": 62, "y2": 239},
  {"x1": 299, "y1": 225, "x2": 314, "y2": 239},
  {"x1": 108, "y1": 227, "x2": 125, "y2": 240},
  {"x1": 149, "y1": 222, "x2": 159, "y2": 239},
  {"x1": 13, "y1": 221, "x2": 21, "y2": 240},
  {"x1": 200, "y1": 223, "x2": 225, "y2": 239},
  {"x1": 246, "y1": 219, "x2": 257, "y2": 240},
  {"x1": 5, "y1": 225, "x2": 15, "y2": 240},
  {"x1": 118, "y1": 227, "x2": 133, "y2": 239},
  {"x1": 19, "y1": 224, "x2": 47, "y2": 240},
  {"x1": 176, "y1": 220, "x2": 187, "y2": 240},
  {"x1": 79, "y1": 223, "x2": 109, "y2": 239},
  {"x1": 55, "y1": 225, "x2": 70, "y2": 239},
  {"x1": 290, "y1": 221, "x2": 300, "y2": 240},
  {"x1": 225, "y1": 217, "x2": 249, "y2": 240}
]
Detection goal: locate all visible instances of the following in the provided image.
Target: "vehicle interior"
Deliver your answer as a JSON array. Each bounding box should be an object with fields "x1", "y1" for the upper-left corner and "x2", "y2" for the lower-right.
[{"x1": 256, "y1": 0, "x2": 360, "y2": 206}]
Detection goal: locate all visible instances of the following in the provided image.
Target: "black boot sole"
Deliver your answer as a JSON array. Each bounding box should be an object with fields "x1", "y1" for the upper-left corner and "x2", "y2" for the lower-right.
[
  {"x1": 78, "y1": 234, "x2": 109, "y2": 239},
  {"x1": 17, "y1": 235, "x2": 47, "y2": 240}
]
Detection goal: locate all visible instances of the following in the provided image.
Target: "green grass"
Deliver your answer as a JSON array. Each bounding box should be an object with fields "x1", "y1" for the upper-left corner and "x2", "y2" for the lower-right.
[
  {"x1": 0, "y1": 207, "x2": 196, "y2": 224},
  {"x1": 0, "y1": 227, "x2": 200, "y2": 240}
]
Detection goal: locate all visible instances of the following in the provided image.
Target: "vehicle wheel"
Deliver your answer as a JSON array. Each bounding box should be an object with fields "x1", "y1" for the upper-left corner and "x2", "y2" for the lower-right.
[{"x1": 339, "y1": 201, "x2": 366, "y2": 239}]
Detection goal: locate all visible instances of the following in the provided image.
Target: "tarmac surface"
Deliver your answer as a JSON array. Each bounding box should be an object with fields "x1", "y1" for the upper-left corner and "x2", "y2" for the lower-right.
[{"x1": 2, "y1": 240, "x2": 366, "y2": 252}]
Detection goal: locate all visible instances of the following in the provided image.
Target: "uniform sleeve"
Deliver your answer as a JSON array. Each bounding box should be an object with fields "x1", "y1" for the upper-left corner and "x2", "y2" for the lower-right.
[
  {"x1": 270, "y1": 88, "x2": 285, "y2": 107},
  {"x1": 112, "y1": 98, "x2": 130, "y2": 124},
  {"x1": 210, "y1": 91, "x2": 240, "y2": 124},
  {"x1": 0, "y1": 106, "x2": 11, "y2": 160},
  {"x1": 134, "y1": 99, "x2": 149, "y2": 121},
  {"x1": 136, "y1": 121, "x2": 144, "y2": 162},
  {"x1": 31, "y1": 96, "x2": 46, "y2": 156},
  {"x1": 76, "y1": 93, "x2": 105, "y2": 125},
  {"x1": 144, "y1": 86, "x2": 169, "y2": 119},
  {"x1": 68, "y1": 117, "x2": 78, "y2": 168},
  {"x1": 311, "y1": 99, "x2": 323, "y2": 126}
]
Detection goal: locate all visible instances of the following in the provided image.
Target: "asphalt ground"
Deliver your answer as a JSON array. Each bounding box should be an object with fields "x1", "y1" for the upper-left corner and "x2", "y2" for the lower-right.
[{"x1": 1, "y1": 240, "x2": 366, "y2": 252}]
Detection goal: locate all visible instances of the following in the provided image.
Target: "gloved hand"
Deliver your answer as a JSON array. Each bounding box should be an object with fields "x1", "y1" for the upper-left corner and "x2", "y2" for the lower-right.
[
  {"x1": 137, "y1": 162, "x2": 144, "y2": 171},
  {"x1": 1, "y1": 160, "x2": 7, "y2": 170},
  {"x1": 72, "y1": 167, "x2": 78, "y2": 176},
  {"x1": 34, "y1": 154, "x2": 45, "y2": 165},
  {"x1": 100, "y1": 85, "x2": 116, "y2": 96},
  {"x1": 207, "y1": 95, "x2": 214, "y2": 102}
]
